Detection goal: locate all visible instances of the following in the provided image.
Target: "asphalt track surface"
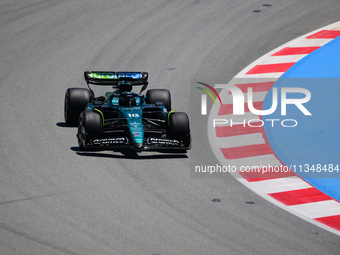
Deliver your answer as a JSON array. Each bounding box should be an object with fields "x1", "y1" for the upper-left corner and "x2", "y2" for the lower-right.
[{"x1": 1, "y1": 1, "x2": 340, "y2": 254}]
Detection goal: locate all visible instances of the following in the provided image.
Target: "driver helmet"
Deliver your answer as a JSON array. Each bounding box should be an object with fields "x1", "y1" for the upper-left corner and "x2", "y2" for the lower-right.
[{"x1": 118, "y1": 81, "x2": 133, "y2": 93}]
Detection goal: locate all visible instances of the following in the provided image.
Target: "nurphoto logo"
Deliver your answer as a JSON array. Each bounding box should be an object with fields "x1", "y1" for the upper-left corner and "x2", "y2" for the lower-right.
[{"x1": 197, "y1": 81, "x2": 312, "y2": 128}]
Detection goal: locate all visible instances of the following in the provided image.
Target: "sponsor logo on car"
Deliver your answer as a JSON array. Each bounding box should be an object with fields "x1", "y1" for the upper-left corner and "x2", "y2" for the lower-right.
[
  {"x1": 90, "y1": 72, "x2": 142, "y2": 79},
  {"x1": 93, "y1": 138, "x2": 126, "y2": 145},
  {"x1": 149, "y1": 138, "x2": 180, "y2": 146}
]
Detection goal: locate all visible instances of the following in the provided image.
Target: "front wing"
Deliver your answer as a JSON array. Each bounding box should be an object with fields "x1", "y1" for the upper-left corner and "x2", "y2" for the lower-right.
[{"x1": 84, "y1": 137, "x2": 190, "y2": 151}]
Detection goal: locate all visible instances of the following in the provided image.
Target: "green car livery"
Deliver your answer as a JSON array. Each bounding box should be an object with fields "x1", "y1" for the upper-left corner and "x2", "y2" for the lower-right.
[{"x1": 64, "y1": 71, "x2": 190, "y2": 151}]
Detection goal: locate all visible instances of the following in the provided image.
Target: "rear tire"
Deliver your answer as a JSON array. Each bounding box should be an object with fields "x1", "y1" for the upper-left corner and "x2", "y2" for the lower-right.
[
  {"x1": 64, "y1": 88, "x2": 90, "y2": 126},
  {"x1": 168, "y1": 112, "x2": 190, "y2": 148},
  {"x1": 145, "y1": 89, "x2": 171, "y2": 112},
  {"x1": 78, "y1": 110, "x2": 102, "y2": 148}
]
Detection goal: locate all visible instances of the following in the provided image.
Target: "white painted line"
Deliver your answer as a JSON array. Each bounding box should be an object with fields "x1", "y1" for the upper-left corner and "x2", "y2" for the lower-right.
[
  {"x1": 291, "y1": 39, "x2": 333, "y2": 47},
  {"x1": 215, "y1": 133, "x2": 266, "y2": 148},
  {"x1": 291, "y1": 200, "x2": 340, "y2": 218},
  {"x1": 259, "y1": 55, "x2": 307, "y2": 64},
  {"x1": 251, "y1": 176, "x2": 311, "y2": 194},
  {"x1": 228, "y1": 155, "x2": 282, "y2": 170},
  {"x1": 242, "y1": 72, "x2": 285, "y2": 79}
]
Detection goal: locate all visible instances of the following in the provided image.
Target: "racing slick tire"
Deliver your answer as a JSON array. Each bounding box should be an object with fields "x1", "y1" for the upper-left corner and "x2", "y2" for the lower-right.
[
  {"x1": 168, "y1": 112, "x2": 190, "y2": 148},
  {"x1": 64, "y1": 88, "x2": 91, "y2": 126},
  {"x1": 146, "y1": 89, "x2": 171, "y2": 112},
  {"x1": 78, "y1": 110, "x2": 102, "y2": 148}
]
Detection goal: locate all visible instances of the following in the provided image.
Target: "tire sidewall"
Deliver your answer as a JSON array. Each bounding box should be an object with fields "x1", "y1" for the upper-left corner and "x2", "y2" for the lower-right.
[
  {"x1": 145, "y1": 89, "x2": 171, "y2": 112},
  {"x1": 65, "y1": 88, "x2": 90, "y2": 126},
  {"x1": 169, "y1": 112, "x2": 190, "y2": 147},
  {"x1": 78, "y1": 110, "x2": 102, "y2": 148}
]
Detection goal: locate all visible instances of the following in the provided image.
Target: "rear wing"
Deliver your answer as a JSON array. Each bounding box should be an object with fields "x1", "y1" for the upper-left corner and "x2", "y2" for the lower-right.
[
  {"x1": 84, "y1": 71, "x2": 148, "y2": 86},
  {"x1": 84, "y1": 71, "x2": 149, "y2": 94}
]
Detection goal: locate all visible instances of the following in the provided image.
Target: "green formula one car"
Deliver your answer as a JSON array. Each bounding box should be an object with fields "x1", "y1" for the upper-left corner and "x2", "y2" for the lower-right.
[{"x1": 64, "y1": 71, "x2": 190, "y2": 151}]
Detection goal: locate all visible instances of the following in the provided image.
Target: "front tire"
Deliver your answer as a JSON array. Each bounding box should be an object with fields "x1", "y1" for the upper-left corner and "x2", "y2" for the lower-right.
[
  {"x1": 78, "y1": 110, "x2": 102, "y2": 148},
  {"x1": 168, "y1": 112, "x2": 190, "y2": 148},
  {"x1": 64, "y1": 88, "x2": 91, "y2": 126}
]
